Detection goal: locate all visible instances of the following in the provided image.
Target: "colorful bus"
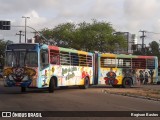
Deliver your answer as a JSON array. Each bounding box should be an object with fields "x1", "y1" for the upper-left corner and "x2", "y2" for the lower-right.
[
  {"x1": 3, "y1": 43, "x2": 93, "y2": 92},
  {"x1": 3, "y1": 43, "x2": 159, "y2": 92},
  {"x1": 94, "y1": 53, "x2": 159, "y2": 88}
]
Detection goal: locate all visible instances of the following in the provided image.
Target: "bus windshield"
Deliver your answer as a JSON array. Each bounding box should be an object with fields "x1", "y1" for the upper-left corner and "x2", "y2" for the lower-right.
[{"x1": 5, "y1": 51, "x2": 38, "y2": 67}]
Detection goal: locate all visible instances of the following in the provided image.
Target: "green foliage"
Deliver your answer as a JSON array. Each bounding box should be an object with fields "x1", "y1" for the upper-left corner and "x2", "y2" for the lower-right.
[
  {"x1": 41, "y1": 23, "x2": 75, "y2": 48},
  {"x1": 133, "y1": 41, "x2": 160, "y2": 61},
  {"x1": 149, "y1": 41, "x2": 159, "y2": 55},
  {"x1": 41, "y1": 20, "x2": 127, "y2": 52},
  {"x1": 0, "y1": 40, "x2": 13, "y2": 68},
  {"x1": 0, "y1": 40, "x2": 6, "y2": 67},
  {"x1": 148, "y1": 41, "x2": 160, "y2": 60}
]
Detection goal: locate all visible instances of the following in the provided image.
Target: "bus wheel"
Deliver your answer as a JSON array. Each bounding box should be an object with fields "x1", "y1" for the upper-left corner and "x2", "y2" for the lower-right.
[
  {"x1": 112, "y1": 85, "x2": 121, "y2": 88},
  {"x1": 122, "y1": 78, "x2": 132, "y2": 88},
  {"x1": 21, "y1": 87, "x2": 26, "y2": 92},
  {"x1": 80, "y1": 77, "x2": 90, "y2": 89},
  {"x1": 48, "y1": 78, "x2": 55, "y2": 93}
]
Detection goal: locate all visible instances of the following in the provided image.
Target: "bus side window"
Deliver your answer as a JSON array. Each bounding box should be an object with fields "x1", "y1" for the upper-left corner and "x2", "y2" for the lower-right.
[
  {"x1": 51, "y1": 56, "x2": 56, "y2": 64},
  {"x1": 50, "y1": 50, "x2": 60, "y2": 65},
  {"x1": 123, "y1": 58, "x2": 131, "y2": 68},
  {"x1": 101, "y1": 58, "x2": 116, "y2": 68},
  {"x1": 79, "y1": 54, "x2": 87, "y2": 66},
  {"x1": 147, "y1": 59, "x2": 155, "y2": 69},
  {"x1": 50, "y1": 55, "x2": 59, "y2": 65},
  {"x1": 87, "y1": 55, "x2": 92, "y2": 67},
  {"x1": 71, "y1": 53, "x2": 79, "y2": 66},
  {"x1": 40, "y1": 50, "x2": 49, "y2": 69},
  {"x1": 60, "y1": 52, "x2": 70, "y2": 65}
]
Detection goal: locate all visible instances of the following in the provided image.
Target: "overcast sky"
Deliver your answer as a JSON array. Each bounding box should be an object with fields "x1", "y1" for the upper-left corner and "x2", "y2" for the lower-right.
[{"x1": 1, "y1": 0, "x2": 160, "y2": 44}]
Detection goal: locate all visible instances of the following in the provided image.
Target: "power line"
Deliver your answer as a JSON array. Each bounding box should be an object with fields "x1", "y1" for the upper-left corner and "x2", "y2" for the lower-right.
[{"x1": 146, "y1": 31, "x2": 160, "y2": 34}]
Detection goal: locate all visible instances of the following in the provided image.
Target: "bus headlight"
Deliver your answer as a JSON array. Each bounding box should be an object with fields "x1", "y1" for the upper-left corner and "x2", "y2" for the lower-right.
[{"x1": 3, "y1": 76, "x2": 7, "y2": 79}]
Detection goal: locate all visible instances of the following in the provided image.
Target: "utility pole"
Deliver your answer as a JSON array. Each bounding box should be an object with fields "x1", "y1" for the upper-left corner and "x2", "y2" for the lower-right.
[
  {"x1": 139, "y1": 30, "x2": 146, "y2": 54},
  {"x1": 22, "y1": 16, "x2": 30, "y2": 43},
  {"x1": 11, "y1": 25, "x2": 48, "y2": 43},
  {"x1": 16, "y1": 30, "x2": 24, "y2": 43}
]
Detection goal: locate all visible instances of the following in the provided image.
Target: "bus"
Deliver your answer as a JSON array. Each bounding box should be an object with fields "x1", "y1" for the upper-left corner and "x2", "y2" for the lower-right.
[
  {"x1": 94, "y1": 53, "x2": 159, "y2": 88},
  {"x1": 3, "y1": 43, "x2": 93, "y2": 92},
  {"x1": 3, "y1": 43, "x2": 159, "y2": 92}
]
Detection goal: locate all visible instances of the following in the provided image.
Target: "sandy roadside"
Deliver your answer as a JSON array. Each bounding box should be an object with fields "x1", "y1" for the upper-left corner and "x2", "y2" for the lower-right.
[{"x1": 102, "y1": 85, "x2": 160, "y2": 101}]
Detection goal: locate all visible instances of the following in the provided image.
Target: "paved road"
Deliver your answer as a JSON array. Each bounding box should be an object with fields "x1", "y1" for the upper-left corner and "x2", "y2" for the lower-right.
[{"x1": 0, "y1": 81, "x2": 160, "y2": 120}]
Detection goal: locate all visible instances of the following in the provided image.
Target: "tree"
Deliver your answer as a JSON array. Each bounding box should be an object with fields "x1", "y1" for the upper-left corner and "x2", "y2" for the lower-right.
[
  {"x1": 147, "y1": 41, "x2": 160, "y2": 84},
  {"x1": 40, "y1": 20, "x2": 127, "y2": 52},
  {"x1": 133, "y1": 41, "x2": 160, "y2": 57},
  {"x1": 0, "y1": 39, "x2": 13, "y2": 68},
  {"x1": 75, "y1": 20, "x2": 116, "y2": 52},
  {"x1": 149, "y1": 41, "x2": 159, "y2": 55},
  {"x1": 41, "y1": 23, "x2": 75, "y2": 48}
]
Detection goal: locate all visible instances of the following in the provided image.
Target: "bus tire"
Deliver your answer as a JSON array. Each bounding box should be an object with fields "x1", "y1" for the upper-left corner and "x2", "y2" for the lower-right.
[
  {"x1": 48, "y1": 78, "x2": 55, "y2": 93},
  {"x1": 122, "y1": 78, "x2": 132, "y2": 88},
  {"x1": 21, "y1": 87, "x2": 26, "y2": 92},
  {"x1": 80, "y1": 77, "x2": 90, "y2": 89}
]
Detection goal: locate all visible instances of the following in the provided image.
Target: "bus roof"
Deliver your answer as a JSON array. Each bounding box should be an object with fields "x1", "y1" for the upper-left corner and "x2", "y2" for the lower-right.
[
  {"x1": 100, "y1": 53, "x2": 116, "y2": 57},
  {"x1": 100, "y1": 53, "x2": 157, "y2": 59},
  {"x1": 48, "y1": 45, "x2": 93, "y2": 55}
]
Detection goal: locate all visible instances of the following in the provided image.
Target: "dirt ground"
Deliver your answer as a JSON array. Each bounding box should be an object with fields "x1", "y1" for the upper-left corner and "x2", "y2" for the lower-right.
[{"x1": 102, "y1": 85, "x2": 160, "y2": 100}]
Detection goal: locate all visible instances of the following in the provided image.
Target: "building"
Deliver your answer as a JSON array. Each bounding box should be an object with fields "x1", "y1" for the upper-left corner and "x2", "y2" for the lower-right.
[{"x1": 114, "y1": 32, "x2": 137, "y2": 54}]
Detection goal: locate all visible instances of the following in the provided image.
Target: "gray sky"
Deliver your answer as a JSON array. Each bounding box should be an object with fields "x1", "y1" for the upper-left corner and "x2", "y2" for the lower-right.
[{"x1": 1, "y1": 0, "x2": 160, "y2": 44}]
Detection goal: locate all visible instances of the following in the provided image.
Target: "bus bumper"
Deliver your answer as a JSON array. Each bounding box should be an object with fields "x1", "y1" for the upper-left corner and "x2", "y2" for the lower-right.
[{"x1": 4, "y1": 79, "x2": 32, "y2": 87}]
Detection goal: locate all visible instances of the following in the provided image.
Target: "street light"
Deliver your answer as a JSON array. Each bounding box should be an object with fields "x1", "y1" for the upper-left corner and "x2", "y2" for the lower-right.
[{"x1": 22, "y1": 16, "x2": 30, "y2": 43}]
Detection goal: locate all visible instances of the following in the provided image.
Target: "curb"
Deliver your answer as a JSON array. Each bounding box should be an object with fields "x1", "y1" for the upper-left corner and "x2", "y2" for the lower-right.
[{"x1": 102, "y1": 89, "x2": 160, "y2": 102}]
